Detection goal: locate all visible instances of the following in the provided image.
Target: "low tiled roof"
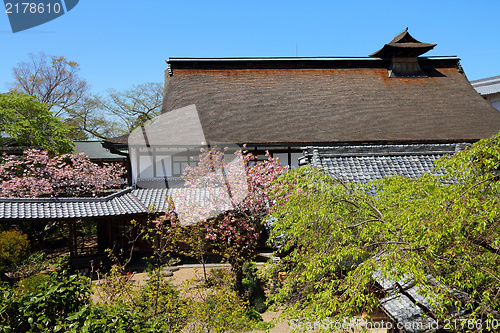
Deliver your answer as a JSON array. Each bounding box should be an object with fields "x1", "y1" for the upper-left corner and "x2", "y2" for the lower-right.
[
  {"x1": 0, "y1": 188, "x2": 145, "y2": 220},
  {"x1": 0, "y1": 188, "x2": 216, "y2": 221},
  {"x1": 471, "y1": 75, "x2": 500, "y2": 96},
  {"x1": 132, "y1": 188, "x2": 172, "y2": 212},
  {"x1": 378, "y1": 278, "x2": 439, "y2": 333},
  {"x1": 380, "y1": 294, "x2": 437, "y2": 333},
  {"x1": 74, "y1": 141, "x2": 126, "y2": 161},
  {"x1": 303, "y1": 143, "x2": 464, "y2": 183},
  {"x1": 375, "y1": 273, "x2": 472, "y2": 333}
]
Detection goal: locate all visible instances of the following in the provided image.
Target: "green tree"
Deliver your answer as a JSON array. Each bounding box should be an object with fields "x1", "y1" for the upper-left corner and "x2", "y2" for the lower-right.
[
  {"x1": 0, "y1": 92, "x2": 74, "y2": 154},
  {"x1": 266, "y1": 133, "x2": 500, "y2": 329}
]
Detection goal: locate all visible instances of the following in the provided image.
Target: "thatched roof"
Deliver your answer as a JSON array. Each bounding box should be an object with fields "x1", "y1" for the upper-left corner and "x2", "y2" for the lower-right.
[
  {"x1": 105, "y1": 31, "x2": 500, "y2": 148},
  {"x1": 159, "y1": 56, "x2": 500, "y2": 146}
]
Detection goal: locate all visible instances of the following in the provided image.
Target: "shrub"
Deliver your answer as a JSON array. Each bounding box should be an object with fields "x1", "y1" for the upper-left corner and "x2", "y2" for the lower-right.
[
  {"x1": 183, "y1": 270, "x2": 258, "y2": 333},
  {"x1": 190, "y1": 285, "x2": 251, "y2": 332},
  {"x1": 0, "y1": 230, "x2": 29, "y2": 274},
  {"x1": 205, "y1": 267, "x2": 232, "y2": 288},
  {"x1": 7, "y1": 252, "x2": 49, "y2": 280},
  {"x1": 0, "y1": 269, "x2": 91, "y2": 332},
  {"x1": 0, "y1": 262, "x2": 262, "y2": 333},
  {"x1": 242, "y1": 262, "x2": 267, "y2": 313},
  {"x1": 14, "y1": 273, "x2": 50, "y2": 297},
  {"x1": 135, "y1": 269, "x2": 189, "y2": 331},
  {"x1": 93, "y1": 266, "x2": 189, "y2": 332}
]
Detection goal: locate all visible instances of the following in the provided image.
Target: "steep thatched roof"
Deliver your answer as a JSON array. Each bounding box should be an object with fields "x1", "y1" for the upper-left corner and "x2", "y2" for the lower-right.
[
  {"x1": 159, "y1": 56, "x2": 500, "y2": 146},
  {"x1": 105, "y1": 32, "x2": 500, "y2": 148}
]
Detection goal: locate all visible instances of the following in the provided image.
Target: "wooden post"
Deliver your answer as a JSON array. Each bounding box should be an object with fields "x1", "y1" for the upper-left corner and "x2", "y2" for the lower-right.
[{"x1": 68, "y1": 220, "x2": 78, "y2": 263}]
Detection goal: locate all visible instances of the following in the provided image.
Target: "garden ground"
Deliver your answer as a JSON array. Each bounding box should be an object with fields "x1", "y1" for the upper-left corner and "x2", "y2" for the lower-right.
[
  {"x1": 92, "y1": 263, "x2": 387, "y2": 333},
  {"x1": 92, "y1": 263, "x2": 291, "y2": 332}
]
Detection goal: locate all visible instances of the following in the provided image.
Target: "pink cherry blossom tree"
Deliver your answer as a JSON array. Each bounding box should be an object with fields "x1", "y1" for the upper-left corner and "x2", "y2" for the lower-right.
[
  {"x1": 154, "y1": 147, "x2": 287, "y2": 294},
  {"x1": 0, "y1": 148, "x2": 124, "y2": 198}
]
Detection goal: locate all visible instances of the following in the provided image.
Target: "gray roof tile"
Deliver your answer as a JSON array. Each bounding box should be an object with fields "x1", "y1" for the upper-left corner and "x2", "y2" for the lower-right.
[
  {"x1": 305, "y1": 143, "x2": 465, "y2": 183},
  {"x1": 0, "y1": 188, "x2": 211, "y2": 221},
  {"x1": 471, "y1": 75, "x2": 500, "y2": 96},
  {"x1": 380, "y1": 293, "x2": 437, "y2": 333},
  {"x1": 374, "y1": 273, "x2": 440, "y2": 332}
]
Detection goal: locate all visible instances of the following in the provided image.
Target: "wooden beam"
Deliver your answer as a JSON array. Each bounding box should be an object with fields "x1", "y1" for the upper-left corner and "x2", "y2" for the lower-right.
[{"x1": 68, "y1": 221, "x2": 78, "y2": 262}]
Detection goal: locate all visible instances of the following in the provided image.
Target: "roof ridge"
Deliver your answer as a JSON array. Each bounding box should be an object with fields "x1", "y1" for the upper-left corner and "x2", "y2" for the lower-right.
[
  {"x1": 167, "y1": 56, "x2": 458, "y2": 62},
  {"x1": 127, "y1": 192, "x2": 150, "y2": 212},
  {"x1": 0, "y1": 187, "x2": 134, "y2": 203},
  {"x1": 470, "y1": 74, "x2": 500, "y2": 84}
]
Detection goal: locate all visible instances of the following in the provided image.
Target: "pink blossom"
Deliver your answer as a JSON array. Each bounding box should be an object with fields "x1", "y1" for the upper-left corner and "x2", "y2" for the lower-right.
[{"x1": 0, "y1": 149, "x2": 124, "y2": 198}]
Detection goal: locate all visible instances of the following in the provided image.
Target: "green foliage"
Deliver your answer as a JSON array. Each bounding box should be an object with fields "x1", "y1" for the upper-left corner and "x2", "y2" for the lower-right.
[
  {"x1": 0, "y1": 268, "x2": 91, "y2": 332},
  {"x1": 93, "y1": 266, "x2": 189, "y2": 332},
  {"x1": 265, "y1": 132, "x2": 500, "y2": 327},
  {"x1": 242, "y1": 262, "x2": 267, "y2": 313},
  {"x1": 186, "y1": 273, "x2": 255, "y2": 333},
  {"x1": 205, "y1": 267, "x2": 230, "y2": 287},
  {"x1": 92, "y1": 264, "x2": 258, "y2": 333},
  {"x1": 0, "y1": 230, "x2": 29, "y2": 274},
  {"x1": 0, "y1": 92, "x2": 74, "y2": 154},
  {"x1": 252, "y1": 319, "x2": 275, "y2": 331},
  {"x1": 0, "y1": 261, "x2": 265, "y2": 332},
  {"x1": 6, "y1": 252, "x2": 49, "y2": 280},
  {"x1": 14, "y1": 273, "x2": 50, "y2": 297}
]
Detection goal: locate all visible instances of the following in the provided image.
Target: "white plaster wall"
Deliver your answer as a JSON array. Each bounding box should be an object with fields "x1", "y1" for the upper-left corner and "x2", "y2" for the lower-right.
[{"x1": 486, "y1": 93, "x2": 500, "y2": 111}]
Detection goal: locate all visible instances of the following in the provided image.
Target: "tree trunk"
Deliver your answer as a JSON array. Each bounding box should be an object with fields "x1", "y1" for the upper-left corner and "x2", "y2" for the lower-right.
[
  {"x1": 233, "y1": 263, "x2": 244, "y2": 296},
  {"x1": 201, "y1": 254, "x2": 208, "y2": 283}
]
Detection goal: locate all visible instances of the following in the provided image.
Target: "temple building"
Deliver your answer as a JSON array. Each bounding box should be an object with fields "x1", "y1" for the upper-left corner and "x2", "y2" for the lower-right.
[
  {"x1": 3, "y1": 29, "x2": 500, "y2": 331},
  {"x1": 2, "y1": 29, "x2": 500, "y2": 287},
  {"x1": 104, "y1": 29, "x2": 500, "y2": 188}
]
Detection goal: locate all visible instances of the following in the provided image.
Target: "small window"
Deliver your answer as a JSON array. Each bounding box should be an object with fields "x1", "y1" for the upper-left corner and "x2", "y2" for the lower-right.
[{"x1": 172, "y1": 155, "x2": 199, "y2": 176}]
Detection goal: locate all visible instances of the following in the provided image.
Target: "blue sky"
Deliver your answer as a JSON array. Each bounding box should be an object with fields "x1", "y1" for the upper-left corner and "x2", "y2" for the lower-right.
[{"x1": 1, "y1": 0, "x2": 499, "y2": 94}]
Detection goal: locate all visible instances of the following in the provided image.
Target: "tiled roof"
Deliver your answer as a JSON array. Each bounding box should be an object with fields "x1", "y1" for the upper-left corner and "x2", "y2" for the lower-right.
[
  {"x1": 74, "y1": 141, "x2": 126, "y2": 161},
  {"x1": 0, "y1": 188, "x2": 216, "y2": 221},
  {"x1": 375, "y1": 273, "x2": 437, "y2": 332},
  {"x1": 303, "y1": 143, "x2": 464, "y2": 183},
  {"x1": 380, "y1": 291, "x2": 438, "y2": 333},
  {"x1": 132, "y1": 188, "x2": 173, "y2": 212},
  {"x1": 375, "y1": 273, "x2": 473, "y2": 333},
  {"x1": 471, "y1": 75, "x2": 500, "y2": 96},
  {"x1": 0, "y1": 188, "x2": 145, "y2": 220}
]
